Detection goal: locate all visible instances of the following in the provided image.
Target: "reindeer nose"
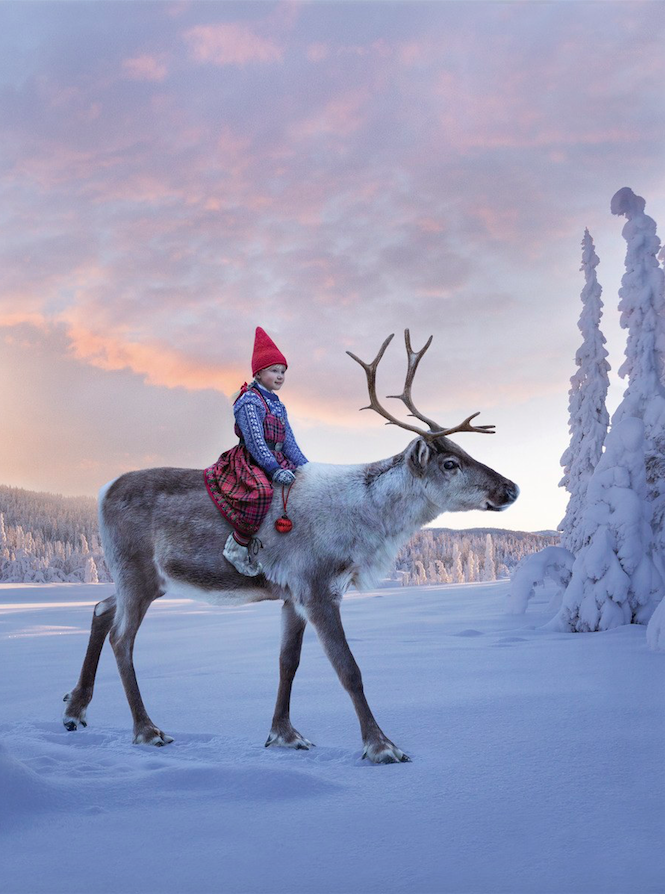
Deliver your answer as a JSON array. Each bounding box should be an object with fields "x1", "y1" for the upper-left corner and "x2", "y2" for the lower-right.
[{"x1": 504, "y1": 482, "x2": 519, "y2": 504}]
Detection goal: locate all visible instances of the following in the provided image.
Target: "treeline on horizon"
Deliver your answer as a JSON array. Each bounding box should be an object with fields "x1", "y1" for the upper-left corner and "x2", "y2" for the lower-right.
[{"x1": 0, "y1": 483, "x2": 558, "y2": 585}]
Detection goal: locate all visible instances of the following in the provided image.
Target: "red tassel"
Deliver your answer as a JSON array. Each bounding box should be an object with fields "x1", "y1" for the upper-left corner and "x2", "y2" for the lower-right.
[{"x1": 275, "y1": 482, "x2": 294, "y2": 533}]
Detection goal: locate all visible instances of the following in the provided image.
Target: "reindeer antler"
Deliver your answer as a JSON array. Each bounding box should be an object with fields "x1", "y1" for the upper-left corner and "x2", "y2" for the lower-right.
[
  {"x1": 346, "y1": 329, "x2": 495, "y2": 440},
  {"x1": 385, "y1": 329, "x2": 441, "y2": 431},
  {"x1": 346, "y1": 334, "x2": 436, "y2": 438}
]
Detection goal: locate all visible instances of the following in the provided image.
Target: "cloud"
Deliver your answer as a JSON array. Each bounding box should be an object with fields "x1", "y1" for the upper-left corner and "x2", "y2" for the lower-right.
[
  {"x1": 61, "y1": 320, "x2": 245, "y2": 394},
  {"x1": 306, "y1": 42, "x2": 328, "y2": 63},
  {"x1": 0, "y1": 298, "x2": 48, "y2": 324},
  {"x1": 0, "y1": 322, "x2": 233, "y2": 496},
  {"x1": 122, "y1": 54, "x2": 169, "y2": 82},
  {"x1": 289, "y1": 88, "x2": 370, "y2": 140},
  {"x1": 184, "y1": 22, "x2": 284, "y2": 66}
]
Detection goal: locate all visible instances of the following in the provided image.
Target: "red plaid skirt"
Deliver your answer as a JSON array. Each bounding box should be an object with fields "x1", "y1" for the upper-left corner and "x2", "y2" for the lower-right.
[
  {"x1": 204, "y1": 444, "x2": 274, "y2": 536},
  {"x1": 204, "y1": 389, "x2": 297, "y2": 536}
]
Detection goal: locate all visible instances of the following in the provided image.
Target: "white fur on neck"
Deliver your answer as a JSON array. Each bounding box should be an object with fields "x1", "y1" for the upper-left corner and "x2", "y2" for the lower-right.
[{"x1": 257, "y1": 460, "x2": 440, "y2": 602}]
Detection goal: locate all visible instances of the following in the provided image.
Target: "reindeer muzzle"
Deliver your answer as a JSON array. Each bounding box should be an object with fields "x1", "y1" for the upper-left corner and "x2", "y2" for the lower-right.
[{"x1": 485, "y1": 481, "x2": 519, "y2": 511}]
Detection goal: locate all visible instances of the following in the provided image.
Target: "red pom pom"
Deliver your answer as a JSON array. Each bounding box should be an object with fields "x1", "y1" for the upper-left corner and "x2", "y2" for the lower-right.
[{"x1": 275, "y1": 516, "x2": 293, "y2": 533}]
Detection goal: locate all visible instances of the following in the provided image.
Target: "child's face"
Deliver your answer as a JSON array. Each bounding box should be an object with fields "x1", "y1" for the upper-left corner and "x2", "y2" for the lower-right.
[{"x1": 257, "y1": 364, "x2": 286, "y2": 392}]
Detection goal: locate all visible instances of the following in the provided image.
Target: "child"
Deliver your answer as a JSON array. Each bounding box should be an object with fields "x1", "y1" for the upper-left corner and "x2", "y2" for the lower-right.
[{"x1": 204, "y1": 327, "x2": 308, "y2": 576}]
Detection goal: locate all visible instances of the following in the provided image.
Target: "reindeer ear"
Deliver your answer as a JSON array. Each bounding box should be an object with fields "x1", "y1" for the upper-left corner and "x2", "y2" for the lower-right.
[{"x1": 407, "y1": 438, "x2": 433, "y2": 477}]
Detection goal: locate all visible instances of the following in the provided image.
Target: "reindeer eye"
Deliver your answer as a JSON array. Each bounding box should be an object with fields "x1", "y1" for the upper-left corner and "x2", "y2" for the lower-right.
[{"x1": 443, "y1": 460, "x2": 459, "y2": 471}]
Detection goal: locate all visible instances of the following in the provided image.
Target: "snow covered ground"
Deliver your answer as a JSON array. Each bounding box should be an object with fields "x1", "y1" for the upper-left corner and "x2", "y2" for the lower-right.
[{"x1": 1, "y1": 580, "x2": 663, "y2": 894}]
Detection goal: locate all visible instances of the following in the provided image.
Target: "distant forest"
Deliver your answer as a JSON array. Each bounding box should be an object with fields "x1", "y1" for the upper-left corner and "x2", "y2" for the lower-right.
[
  {"x1": 0, "y1": 484, "x2": 558, "y2": 584},
  {"x1": 394, "y1": 527, "x2": 559, "y2": 585},
  {"x1": 0, "y1": 485, "x2": 109, "y2": 583}
]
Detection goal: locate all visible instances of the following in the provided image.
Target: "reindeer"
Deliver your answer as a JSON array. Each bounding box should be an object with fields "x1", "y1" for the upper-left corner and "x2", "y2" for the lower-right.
[{"x1": 63, "y1": 331, "x2": 518, "y2": 763}]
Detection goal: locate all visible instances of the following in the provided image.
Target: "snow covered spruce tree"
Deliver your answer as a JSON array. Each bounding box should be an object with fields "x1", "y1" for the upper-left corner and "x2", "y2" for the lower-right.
[
  {"x1": 610, "y1": 189, "x2": 665, "y2": 563},
  {"x1": 614, "y1": 188, "x2": 665, "y2": 649},
  {"x1": 464, "y1": 551, "x2": 477, "y2": 583},
  {"x1": 554, "y1": 189, "x2": 665, "y2": 636},
  {"x1": 552, "y1": 417, "x2": 661, "y2": 630},
  {"x1": 482, "y1": 533, "x2": 496, "y2": 581},
  {"x1": 451, "y1": 542, "x2": 464, "y2": 583},
  {"x1": 558, "y1": 229, "x2": 610, "y2": 553},
  {"x1": 508, "y1": 230, "x2": 607, "y2": 612}
]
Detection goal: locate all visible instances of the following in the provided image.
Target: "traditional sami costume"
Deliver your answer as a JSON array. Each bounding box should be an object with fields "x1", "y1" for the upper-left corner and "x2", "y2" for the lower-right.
[
  {"x1": 204, "y1": 380, "x2": 308, "y2": 538},
  {"x1": 204, "y1": 328, "x2": 308, "y2": 575}
]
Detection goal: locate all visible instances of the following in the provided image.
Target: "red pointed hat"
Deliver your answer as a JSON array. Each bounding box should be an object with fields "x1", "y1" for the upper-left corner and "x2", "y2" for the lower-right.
[{"x1": 252, "y1": 327, "x2": 288, "y2": 376}]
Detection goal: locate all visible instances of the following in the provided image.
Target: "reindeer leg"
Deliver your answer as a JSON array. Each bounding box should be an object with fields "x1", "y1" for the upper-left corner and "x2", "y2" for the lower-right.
[
  {"x1": 110, "y1": 592, "x2": 173, "y2": 746},
  {"x1": 63, "y1": 594, "x2": 116, "y2": 731},
  {"x1": 306, "y1": 599, "x2": 410, "y2": 764},
  {"x1": 265, "y1": 601, "x2": 313, "y2": 750}
]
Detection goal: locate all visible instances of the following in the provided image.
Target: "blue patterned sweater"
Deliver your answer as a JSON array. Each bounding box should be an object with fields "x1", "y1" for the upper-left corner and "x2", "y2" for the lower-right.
[{"x1": 234, "y1": 382, "x2": 308, "y2": 477}]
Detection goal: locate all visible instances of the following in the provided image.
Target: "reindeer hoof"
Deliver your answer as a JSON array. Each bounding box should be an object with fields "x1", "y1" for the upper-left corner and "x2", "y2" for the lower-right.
[
  {"x1": 133, "y1": 729, "x2": 174, "y2": 747},
  {"x1": 265, "y1": 729, "x2": 314, "y2": 750},
  {"x1": 362, "y1": 740, "x2": 411, "y2": 764},
  {"x1": 63, "y1": 716, "x2": 88, "y2": 731},
  {"x1": 63, "y1": 694, "x2": 88, "y2": 731}
]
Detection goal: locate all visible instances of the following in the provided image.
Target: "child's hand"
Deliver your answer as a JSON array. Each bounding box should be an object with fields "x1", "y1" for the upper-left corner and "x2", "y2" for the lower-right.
[{"x1": 273, "y1": 469, "x2": 296, "y2": 485}]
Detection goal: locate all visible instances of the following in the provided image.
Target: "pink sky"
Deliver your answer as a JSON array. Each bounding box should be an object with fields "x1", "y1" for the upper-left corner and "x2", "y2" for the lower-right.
[{"x1": 1, "y1": 0, "x2": 664, "y2": 531}]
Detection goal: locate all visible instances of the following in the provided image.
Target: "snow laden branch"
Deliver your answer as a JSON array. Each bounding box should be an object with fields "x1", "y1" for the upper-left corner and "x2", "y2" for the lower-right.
[{"x1": 506, "y1": 547, "x2": 574, "y2": 615}]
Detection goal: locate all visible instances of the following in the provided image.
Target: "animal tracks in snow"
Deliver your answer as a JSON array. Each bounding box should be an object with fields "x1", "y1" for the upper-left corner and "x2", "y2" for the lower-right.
[
  {"x1": 0, "y1": 720, "x2": 342, "y2": 818},
  {"x1": 493, "y1": 636, "x2": 528, "y2": 647},
  {"x1": 450, "y1": 629, "x2": 531, "y2": 647}
]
